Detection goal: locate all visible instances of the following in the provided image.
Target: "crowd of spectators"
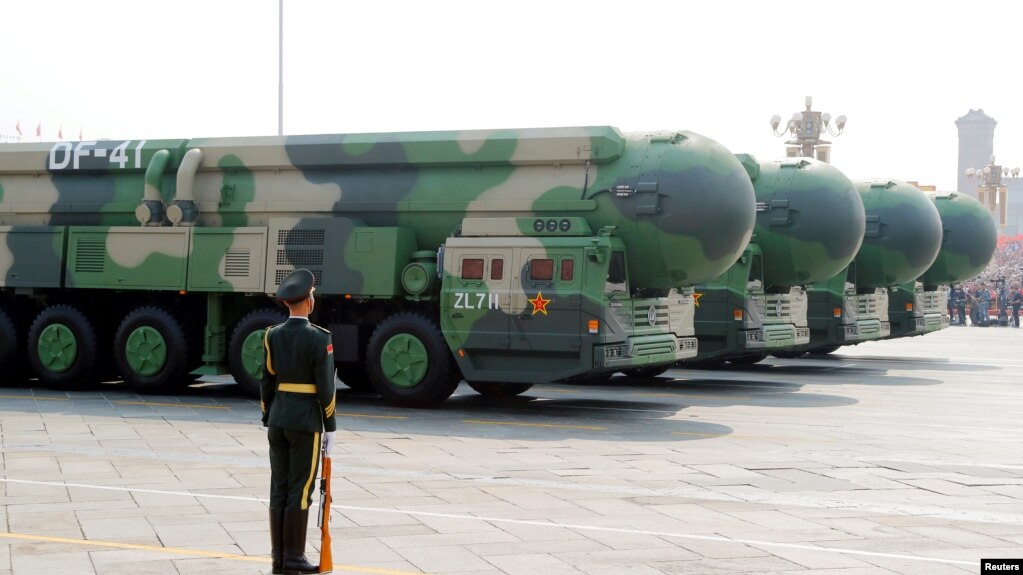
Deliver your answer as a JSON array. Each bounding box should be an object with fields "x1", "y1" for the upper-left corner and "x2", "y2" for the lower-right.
[{"x1": 951, "y1": 235, "x2": 1023, "y2": 326}]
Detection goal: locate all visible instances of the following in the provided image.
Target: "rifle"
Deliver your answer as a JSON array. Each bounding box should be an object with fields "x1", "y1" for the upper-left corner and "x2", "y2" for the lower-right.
[{"x1": 317, "y1": 447, "x2": 333, "y2": 573}]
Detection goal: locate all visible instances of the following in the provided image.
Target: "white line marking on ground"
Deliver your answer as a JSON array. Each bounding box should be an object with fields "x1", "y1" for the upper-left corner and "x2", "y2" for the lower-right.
[
  {"x1": 4, "y1": 444, "x2": 1023, "y2": 526},
  {"x1": 0, "y1": 477, "x2": 974, "y2": 567}
]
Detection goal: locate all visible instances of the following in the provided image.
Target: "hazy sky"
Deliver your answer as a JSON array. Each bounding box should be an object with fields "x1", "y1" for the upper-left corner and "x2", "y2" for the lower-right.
[{"x1": 2, "y1": 0, "x2": 1020, "y2": 191}]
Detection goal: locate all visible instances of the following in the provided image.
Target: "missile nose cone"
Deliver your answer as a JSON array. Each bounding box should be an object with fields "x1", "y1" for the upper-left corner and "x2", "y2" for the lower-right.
[
  {"x1": 855, "y1": 179, "x2": 944, "y2": 287},
  {"x1": 921, "y1": 192, "x2": 997, "y2": 286},
  {"x1": 653, "y1": 132, "x2": 756, "y2": 285},
  {"x1": 754, "y1": 158, "x2": 865, "y2": 287}
]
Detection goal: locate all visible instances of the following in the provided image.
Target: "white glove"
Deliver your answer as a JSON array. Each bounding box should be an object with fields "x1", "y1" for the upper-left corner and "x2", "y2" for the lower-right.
[{"x1": 322, "y1": 431, "x2": 336, "y2": 455}]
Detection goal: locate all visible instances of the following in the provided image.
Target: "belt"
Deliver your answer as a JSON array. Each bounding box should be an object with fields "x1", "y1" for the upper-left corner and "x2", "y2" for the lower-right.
[{"x1": 277, "y1": 383, "x2": 317, "y2": 394}]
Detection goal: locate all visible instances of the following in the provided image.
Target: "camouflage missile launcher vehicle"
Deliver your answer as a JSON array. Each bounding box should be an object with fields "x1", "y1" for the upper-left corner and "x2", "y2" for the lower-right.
[
  {"x1": 776, "y1": 178, "x2": 942, "y2": 356},
  {"x1": 886, "y1": 191, "x2": 997, "y2": 338},
  {"x1": 685, "y1": 157, "x2": 864, "y2": 367},
  {"x1": 0, "y1": 127, "x2": 755, "y2": 406}
]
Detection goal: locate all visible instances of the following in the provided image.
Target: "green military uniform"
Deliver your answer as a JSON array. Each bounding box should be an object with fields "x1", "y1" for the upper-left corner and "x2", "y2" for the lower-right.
[{"x1": 260, "y1": 268, "x2": 336, "y2": 575}]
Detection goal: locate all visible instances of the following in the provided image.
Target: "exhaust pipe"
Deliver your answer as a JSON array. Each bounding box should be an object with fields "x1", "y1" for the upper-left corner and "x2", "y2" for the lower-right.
[
  {"x1": 135, "y1": 149, "x2": 171, "y2": 226},
  {"x1": 167, "y1": 148, "x2": 203, "y2": 226}
]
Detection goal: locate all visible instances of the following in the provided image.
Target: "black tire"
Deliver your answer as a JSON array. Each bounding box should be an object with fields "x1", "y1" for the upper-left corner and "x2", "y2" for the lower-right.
[
  {"x1": 228, "y1": 309, "x2": 287, "y2": 398},
  {"x1": 28, "y1": 305, "x2": 102, "y2": 390},
  {"x1": 337, "y1": 362, "x2": 375, "y2": 392},
  {"x1": 0, "y1": 306, "x2": 28, "y2": 387},
  {"x1": 366, "y1": 313, "x2": 458, "y2": 407},
  {"x1": 620, "y1": 365, "x2": 670, "y2": 379},
  {"x1": 114, "y1": 307, "x2": 191, "y2": 394},
  {"x1": 467, "y1": 381, "x2": 534, "y2": 397},
  {"x1": 771, "y1": 350, "x2": 806, "y2": 359},
  {"x1": 729, "y1": 353, "x2": 768, "y2": 366},
  {"x1": 807, "y1": 345, "x2": 840, "y2": 355}
]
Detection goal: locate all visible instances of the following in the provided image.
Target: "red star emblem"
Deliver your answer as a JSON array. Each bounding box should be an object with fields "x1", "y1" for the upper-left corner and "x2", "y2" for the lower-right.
[
  {"x1": 529, "y1": 291, "x2": 551, "y2": 315},
  {"x1": 693, "y1": 292, "x2": 703, "y2": 307}
]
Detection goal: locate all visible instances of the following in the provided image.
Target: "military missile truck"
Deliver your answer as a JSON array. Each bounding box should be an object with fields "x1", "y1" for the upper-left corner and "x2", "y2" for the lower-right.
[
  {"x1": 886, "y1": 191, "x2": 997, "y2": 338},
  {"x1": 0, "y1": 127, "x2": 756, "y2": 406},
  {"x1": 775, "y1": 178, "x2": 942, "y2": 357},
  {"x1": 685, "y1": 157, "x2": 864, "y2": 367}
]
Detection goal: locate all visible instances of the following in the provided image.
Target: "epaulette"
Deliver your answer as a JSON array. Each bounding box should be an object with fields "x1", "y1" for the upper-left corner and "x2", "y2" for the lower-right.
[{"x1": 311, "y1": 323, "x2": 331, "y2": 334}]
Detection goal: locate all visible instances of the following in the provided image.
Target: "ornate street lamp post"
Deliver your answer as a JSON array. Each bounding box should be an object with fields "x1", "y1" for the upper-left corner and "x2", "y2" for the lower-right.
[
  {"x1": 770, "y1": 96, "x2": 846, "y2": 163},
  {"x1": 966, "y1": 157, "x2": 1020, "y2": 228}
]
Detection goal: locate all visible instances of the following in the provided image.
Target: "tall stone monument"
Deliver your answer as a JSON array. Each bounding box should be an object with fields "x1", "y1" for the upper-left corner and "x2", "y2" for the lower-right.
[{"x1": 956, "y1": 109, "x2": 996, "y2": 198}]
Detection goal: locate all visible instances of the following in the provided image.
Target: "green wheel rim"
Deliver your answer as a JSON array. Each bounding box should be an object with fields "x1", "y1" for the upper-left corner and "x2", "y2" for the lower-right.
[
  {"x1": 125, "y1": 326, "x2": 167, "y2": 376},
  {"x1": 37, "y1": 323, "x2": 77, "y2": 373},
  {"x1": 380, "y1": 333, "x2": 428, "y2": 389},
  {"x1": 240, "y1": 330, "x2": 266, "y2": 379}
]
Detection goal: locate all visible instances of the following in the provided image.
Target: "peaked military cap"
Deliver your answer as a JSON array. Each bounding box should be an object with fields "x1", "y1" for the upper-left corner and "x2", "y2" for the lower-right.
[{"x1": 276, "y1": 268, "x2": 315, "y2": 303}]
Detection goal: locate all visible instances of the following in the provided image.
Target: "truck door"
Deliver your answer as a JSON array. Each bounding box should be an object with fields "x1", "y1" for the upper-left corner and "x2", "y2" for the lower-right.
[
  {"x1": 510, "y1": 248, "x2": 582, "y2": 354},
  {"x1": 442, "y1": 250, "x2": 512, "y2": 353}
]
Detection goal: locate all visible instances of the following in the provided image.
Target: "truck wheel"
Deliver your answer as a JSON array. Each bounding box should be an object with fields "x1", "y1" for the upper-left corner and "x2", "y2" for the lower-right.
[
  {"x1": 28, "y1": 305, "x2": 101, "y2": 390},
  {"x1": 115, "y1": 307, "x2": 190, "y2": 394},
  {"x1": 367, "y1": 313, "x2": 458, "y2": 407},
  {"x1": 228, "y1": 309, "x2": 287, "y2": 398},
  {"x1": 620, "y1": 365, "x2": 670, "y2": 379},
  {"x1": 771, "y1": 350, "x2": 805, "y2": 359},
  {"x1": 729, "y1": 354, "x2": 768, "y2": 366},
  {"x1": 467, "y1": 381, "x2": 533, "y2": 397},
  {"x1": 0, "y1": 306, "x2": 28, "y2": 387}
]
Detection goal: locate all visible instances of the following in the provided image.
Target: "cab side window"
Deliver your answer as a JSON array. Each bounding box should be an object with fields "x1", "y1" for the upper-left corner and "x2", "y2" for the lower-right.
[
  {"x1": 747, "y1": 254, "x2": 763, "y2": 292},
  {"x1": 605, "y1": 251, "x2": 627, "y2": 295}
]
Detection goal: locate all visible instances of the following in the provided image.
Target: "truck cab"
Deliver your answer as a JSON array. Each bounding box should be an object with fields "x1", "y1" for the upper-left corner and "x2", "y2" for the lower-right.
[
  {"x1": 786, "y1": 263, "x2": 891, "y2": 355},
  {"x1": 440, "y1": 217, "x2": 696, "y2": 384},
  {"x1": 885, "y1": 281, "x2": 949, "y2": 338},
  {"x1": 688, "y1": 244, "x2": 809, "y2": 365}
]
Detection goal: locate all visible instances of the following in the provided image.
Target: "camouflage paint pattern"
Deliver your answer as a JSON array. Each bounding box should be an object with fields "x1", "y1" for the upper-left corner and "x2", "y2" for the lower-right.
[
  {"x1": 853, "y1": 179, "x2": 943, "y2": 288},
  {"x1": 689, "y1": 157, "x2": 863, "y2": 362},
  {"x1": 0, "y1": 127, "x2": 754, "y2": 399},
  {"x1": 0, "y1": 128, "x2": 755, "y2": 292},
  {"x1": 885, "y1": 191, "x2": 995, "y2": 339},
  {"x1": 748, "y1": 157, "x2": 865, "y2": 287},
  {"x1": 439, "y1": 224, "x2": 697, "y2": 382},
  {"x1": 776, "y1": 179, "x2": 942, "y2": 354},
  {"x1": 919, "y1": 192, "x2": 997, "y2": 289}
]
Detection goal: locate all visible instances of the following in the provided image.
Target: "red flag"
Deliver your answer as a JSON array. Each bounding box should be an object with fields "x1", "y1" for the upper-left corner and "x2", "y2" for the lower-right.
[
  {"x1": 36, "y1": 123, "x2": 41, "y2": 137},
  {"x1": 58, "y1": 127, "x2": 63, "y2": 140},
  {"x1": 78, "y1": 128, "x2": 83, "y2": 141},
  {"x1": 15, "y1": 121, "x2": 22, "y2": 135}
]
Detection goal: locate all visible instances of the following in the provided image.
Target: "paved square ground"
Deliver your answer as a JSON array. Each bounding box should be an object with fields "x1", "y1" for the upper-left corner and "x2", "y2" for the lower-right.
[{"x1": 2, "y1": 326, "x2": 1022, "y2": 574}]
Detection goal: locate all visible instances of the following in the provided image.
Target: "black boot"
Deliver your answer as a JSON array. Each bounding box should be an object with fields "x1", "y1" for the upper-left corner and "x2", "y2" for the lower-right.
[
  {"x1": 282, "y1": 507, "x2": 318, "y2": 575},
  {"x1": 270, "y1": 507, "x2": 284, "y2": 575}
]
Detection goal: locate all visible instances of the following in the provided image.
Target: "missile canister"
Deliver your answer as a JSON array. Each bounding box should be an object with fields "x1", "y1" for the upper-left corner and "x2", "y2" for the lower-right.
[
  {"x1": 919, "y1": 191, "x2": 997, "y2": 287},
  {"x1": 853, "y1": 179, "x2": 943, "y2": 287},
  {"x1": 748, "y1": 157, "x2": 865, "y2": 287},
  {"x1": 687, "y1": 156, "x2": 864, "y2": 366},
  {"x1": 0, "y1": 127, "x2": 755, "y2": 290}
]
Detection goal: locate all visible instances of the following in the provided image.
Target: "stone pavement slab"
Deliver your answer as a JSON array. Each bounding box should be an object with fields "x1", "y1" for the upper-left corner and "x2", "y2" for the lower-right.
[{"x1": 2, "y1": 328, "x2": 1022, "y2": 574}]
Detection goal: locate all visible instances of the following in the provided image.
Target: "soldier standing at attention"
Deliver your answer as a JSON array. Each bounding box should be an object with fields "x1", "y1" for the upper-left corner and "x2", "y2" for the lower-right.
[{"x1": 261, "y1": 268, "x2": 336, "y2": 575}]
